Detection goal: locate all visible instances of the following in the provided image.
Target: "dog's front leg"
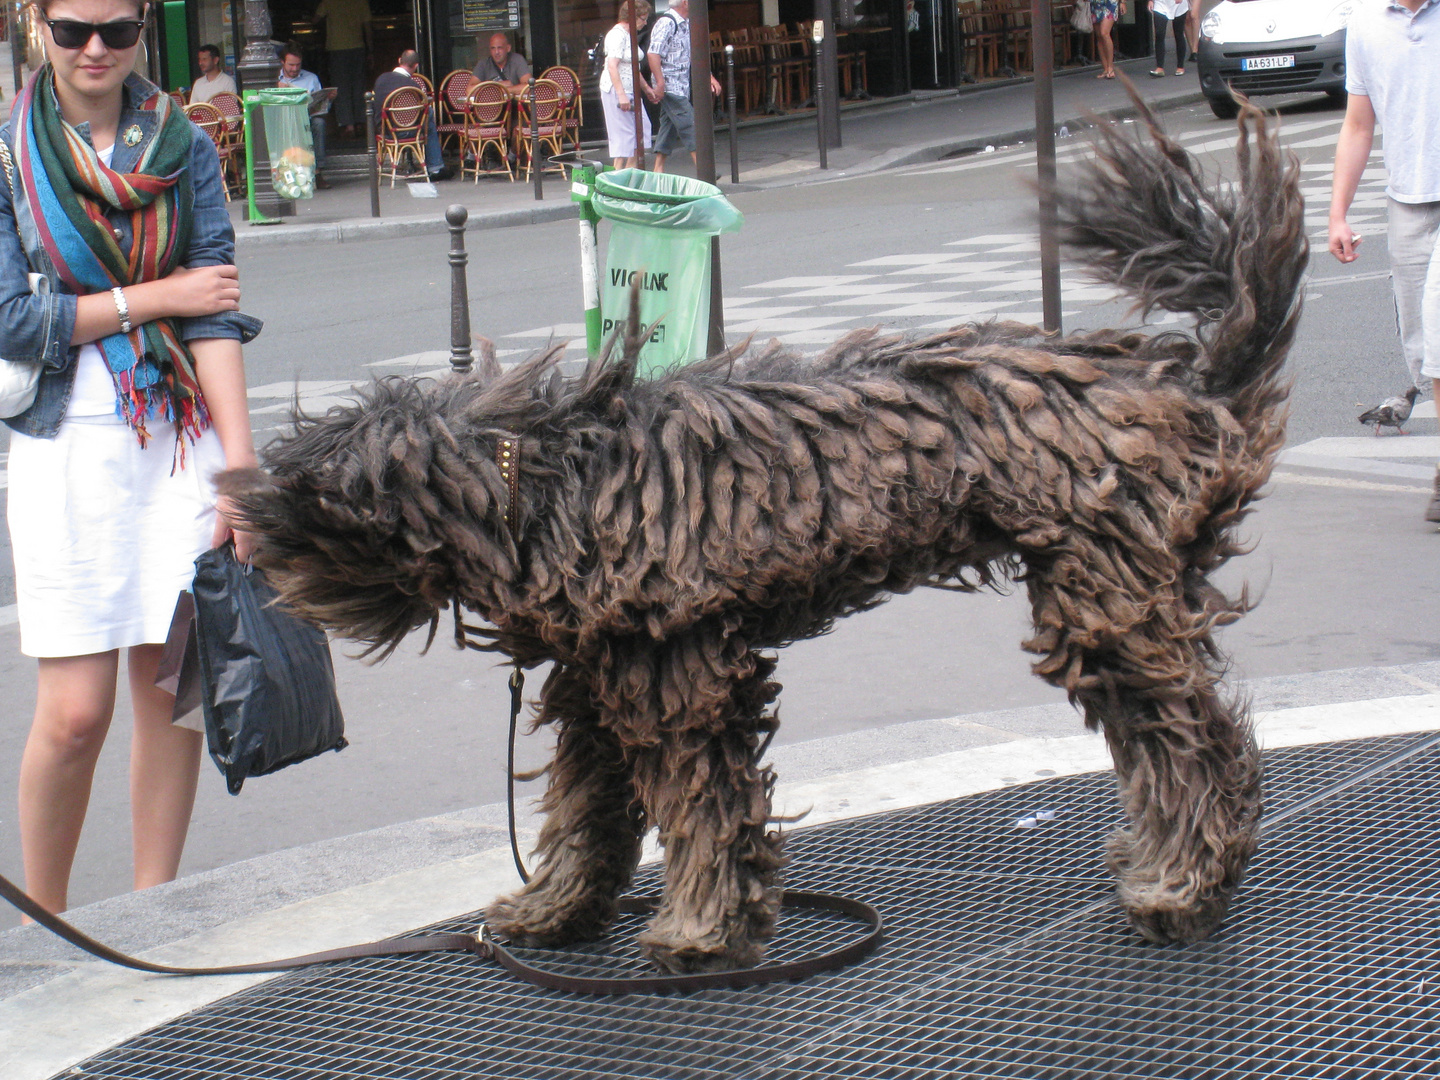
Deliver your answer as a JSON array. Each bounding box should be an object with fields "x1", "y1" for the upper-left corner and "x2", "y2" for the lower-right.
[{"x1": 485, "y1": 666, "x2": 645, "y2": 947}]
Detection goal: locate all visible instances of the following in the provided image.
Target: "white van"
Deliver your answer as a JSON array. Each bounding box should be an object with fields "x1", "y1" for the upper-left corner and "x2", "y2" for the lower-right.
[{"x1": 1197, "y1": 0, "x2": 1357, "y2": 118}]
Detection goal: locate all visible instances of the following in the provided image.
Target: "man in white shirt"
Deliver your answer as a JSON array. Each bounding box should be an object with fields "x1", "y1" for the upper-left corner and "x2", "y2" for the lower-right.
[
  {"x1": 645, "y1": 0, "x2": 721, "y2": 175},
  {"x1": 1330, "y1": 0, "x2": 1440, "y2": 523},
  {"x1": 188, "y1": 44, "x2": 236, "y2": 105}
]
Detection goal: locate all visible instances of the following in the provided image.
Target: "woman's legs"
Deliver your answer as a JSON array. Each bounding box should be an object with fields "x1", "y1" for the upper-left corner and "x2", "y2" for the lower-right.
[
  {"x1": 1185, "y1": 6, "x2": 1200, "y2": 60},
  {"x1": 1173, "y1": 15, "x2": 1188, "y2": 71},
  {"x1": 1152, "y1": 12, "x2": 1169, "y2": 72},
  {"x1": 17, "y1": 652, "x2": 120, "y2": 914},
  {"x1": 128, "y1": 644, "x2": 203, "y2": 891},
  {"x1": 1098, "y1": 17, "x2": 1116, "y2": 76}
]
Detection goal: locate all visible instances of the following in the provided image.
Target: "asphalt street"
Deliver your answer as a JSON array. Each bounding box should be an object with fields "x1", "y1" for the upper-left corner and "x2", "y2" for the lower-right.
[{"x1": 2, "y1": 92, "x2": 1437, "y2": 926}]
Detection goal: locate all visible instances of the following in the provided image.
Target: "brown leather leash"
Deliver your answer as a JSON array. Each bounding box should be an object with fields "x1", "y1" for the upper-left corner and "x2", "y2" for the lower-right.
[
  {"x1": 0, "y1": 434, "x2": 884, "y2": 992},
  {"x1": 0, "y1": 868, "x2": 881, "y2": 993}
]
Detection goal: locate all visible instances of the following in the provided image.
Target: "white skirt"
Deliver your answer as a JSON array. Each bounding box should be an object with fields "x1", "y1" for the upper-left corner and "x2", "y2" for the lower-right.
[
  {"x1": 601, "y1": 87, "x2": 652, "y2": 160},
  {"x1": 7, "y1": 416, "x2": 224, "y2": 658}
]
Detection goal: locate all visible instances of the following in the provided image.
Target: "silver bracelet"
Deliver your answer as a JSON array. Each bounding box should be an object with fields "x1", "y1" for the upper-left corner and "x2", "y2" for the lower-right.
[{"x1": 111, "y1": 286, "x2": 131, "y2": 335}]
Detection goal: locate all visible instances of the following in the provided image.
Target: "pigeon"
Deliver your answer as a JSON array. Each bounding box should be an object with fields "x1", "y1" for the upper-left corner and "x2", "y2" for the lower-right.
[{"x1": 1358, "y1": 387, "x2": 1422, "y2": 435}]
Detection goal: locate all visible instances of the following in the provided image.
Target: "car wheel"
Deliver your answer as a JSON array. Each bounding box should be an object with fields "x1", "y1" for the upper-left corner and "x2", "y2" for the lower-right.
[
  {"x1": 1327, "y1": 88, "x2": 1348, "y2": 108},
  {"x1": 1207, "y1": 96, "x2": 1239, "y2": 120}
]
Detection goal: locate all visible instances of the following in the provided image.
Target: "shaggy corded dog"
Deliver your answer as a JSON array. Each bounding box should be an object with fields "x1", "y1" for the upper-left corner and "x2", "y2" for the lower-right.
[{"x1": 220, "y1": 95, "x2": 1307, "y2": 973}]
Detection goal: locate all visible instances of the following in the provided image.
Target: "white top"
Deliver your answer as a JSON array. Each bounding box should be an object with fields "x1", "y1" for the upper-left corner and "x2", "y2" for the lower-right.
[
  {"x1": 1149, "y1": 0, "x2": 1190, "y2": 19},
  {"x1": 189, "y1": 70, "x2": 237, "y2": 104},
  {"x1": 600, "y1": 24, "x2": 644, "y2": 96},
  {"x1": 1346, "y1": 0, "x2": 1440, "y2": 203}
]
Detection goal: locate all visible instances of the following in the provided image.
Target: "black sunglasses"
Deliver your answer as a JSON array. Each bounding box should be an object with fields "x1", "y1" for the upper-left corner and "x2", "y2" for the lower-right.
[{"x1": 45, "y1": 19, "x2": 145, "y2": 51}]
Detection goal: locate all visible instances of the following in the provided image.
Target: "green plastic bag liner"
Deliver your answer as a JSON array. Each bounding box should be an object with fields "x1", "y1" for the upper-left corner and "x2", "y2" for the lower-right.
[
  {"x1": 592, "y1": 169, "x2": 743, "y2": 377},
  {"x1": 254, "y1": 87, "x2": 316, "y2": 200}
]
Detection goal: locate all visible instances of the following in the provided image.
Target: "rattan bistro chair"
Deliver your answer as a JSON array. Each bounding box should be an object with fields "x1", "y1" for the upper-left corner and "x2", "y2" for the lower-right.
[
  {"x1": 516, "y1": 79, "x2": 568, "y2": 181},
  {"x1": 377, "y1": 85, "x2": 430, "y2": 186},
  {"x1": 183, "y1": 101, "x2": 235, "y2": 201},
  {"x1": 539, "y1": 65, "x2": 582, "y2": 154},
  {"x1": 436, "y1": 69, "x2": 476, "y2": 155},
  {"x1": 208, "y1": 91, "x2": 247, "y2": 197},
  {"x1": 459, "y1": 81, "x2": 515, "y2": 181}
]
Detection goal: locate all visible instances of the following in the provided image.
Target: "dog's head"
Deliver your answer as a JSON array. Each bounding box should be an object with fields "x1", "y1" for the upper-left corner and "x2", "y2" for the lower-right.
[{"x1": 217, "y1": 371, "x2": 531, "y2": 657}]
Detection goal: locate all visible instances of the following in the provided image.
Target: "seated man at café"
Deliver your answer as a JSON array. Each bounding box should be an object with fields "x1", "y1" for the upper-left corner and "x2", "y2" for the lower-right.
[
  {"x1": 472, "y1": 31, "x2": 532, "y2": 89},
  {"x1": 278, "y1": 42, "x2": 337, "y2": 188},
  {"x1": 189, "y1": 43, "x2": 236, "y2": 104},
  {"x1": 372, "y1": 50, "x2": 455, "y2": 181}
]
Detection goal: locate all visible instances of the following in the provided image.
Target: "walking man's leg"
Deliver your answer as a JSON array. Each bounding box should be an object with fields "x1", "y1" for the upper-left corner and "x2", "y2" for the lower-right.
[
  {"x1": 1422, "y1": 204, "x2": 1440, "y2": 522},
  {"x1": 1388, "y1": 198, "x2": 1440, "y2": 391}
]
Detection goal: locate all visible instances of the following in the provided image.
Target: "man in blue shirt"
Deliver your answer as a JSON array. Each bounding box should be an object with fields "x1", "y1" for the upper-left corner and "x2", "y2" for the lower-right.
[{"x1": 279, "y1": 43, "x2": 337, "y2": 188}]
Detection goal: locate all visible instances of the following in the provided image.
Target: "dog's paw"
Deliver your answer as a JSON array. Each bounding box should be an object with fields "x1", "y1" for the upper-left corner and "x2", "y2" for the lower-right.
[
  {"x1": 637, "y1": 928, "x2": 765, "y2": 974},
  {"x1": 485, "y1": 890, "x2": 610, "y2": 948},
  {"x1": 1120, "y1": 888, "x2": 1232, "y2": 945}
]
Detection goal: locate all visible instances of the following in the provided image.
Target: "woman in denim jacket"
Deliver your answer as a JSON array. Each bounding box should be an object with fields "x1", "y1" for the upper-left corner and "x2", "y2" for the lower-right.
[{"x1": 1, "y1": 0, "x2": 262, "y2": 916}]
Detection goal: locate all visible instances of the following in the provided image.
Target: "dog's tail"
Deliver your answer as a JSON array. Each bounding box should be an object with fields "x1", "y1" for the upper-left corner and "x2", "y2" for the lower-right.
[{"x1": 1055, "y1": 86, "x2": 1306, "y2": 432}]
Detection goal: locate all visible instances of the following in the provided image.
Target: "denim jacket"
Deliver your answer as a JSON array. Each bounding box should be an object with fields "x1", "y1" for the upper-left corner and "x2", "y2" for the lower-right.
[{"x1": 1, "y1": 73, "x2": 263, "y2": 437}]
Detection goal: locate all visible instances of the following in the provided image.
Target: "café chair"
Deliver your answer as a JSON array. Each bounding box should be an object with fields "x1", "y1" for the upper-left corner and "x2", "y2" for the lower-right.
[
  {"x1": 460, "y1": 81, "x2": 515, "y2": 182},
  {"x1": 377, "y1": 85, "x2": 430, "y2": 186},
  {"x1": 437, "y1": 70, "x2": 476, "y2": 155},
  {"x1": 539, "y1": 66, "x2": 583, "y2": 154},
  {"x1": 208, "y1": 91, "x2": 247, "y2": 197},
  {"x1": 515, "y1": 79, "x2": 568, "y2": 181},
  {"x1": 183, "y1": 101, "x2": 236, "y2": 201}
]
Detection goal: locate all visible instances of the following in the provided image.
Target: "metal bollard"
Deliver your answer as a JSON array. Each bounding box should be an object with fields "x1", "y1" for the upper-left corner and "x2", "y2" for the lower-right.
[
  {"x1": 530, "y1": 81, "x2": 543, "y2": 201},
  {"x1": 812, "y1": 21, "x2": 827, "y2": 170},
  {"x1": 725, "y1": 45, "x2": 739, "y2": 185},
  {"x1": 364, "y1": 91, "x2": 380, "y2": 218},
  {"x1": 447, "y1": 205, "x2": 473, "y2": 374}
]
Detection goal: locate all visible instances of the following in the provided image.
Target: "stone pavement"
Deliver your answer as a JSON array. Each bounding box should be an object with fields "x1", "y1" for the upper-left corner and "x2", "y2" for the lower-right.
[{"x1": 227, "y1": 56, "x2": 1204, "y2": 248}]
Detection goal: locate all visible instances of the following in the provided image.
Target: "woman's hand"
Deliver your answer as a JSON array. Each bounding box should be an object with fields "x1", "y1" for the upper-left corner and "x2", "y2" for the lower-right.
[
  {"x1": 162, "y1": 264, "x2": 242, "y2": 318},
  {"x1": 618, "y1": 94, "x2": 632, "y2": 112},
  {"x1": 211, "y1": 497, "x2": 258, "y2": 564}
]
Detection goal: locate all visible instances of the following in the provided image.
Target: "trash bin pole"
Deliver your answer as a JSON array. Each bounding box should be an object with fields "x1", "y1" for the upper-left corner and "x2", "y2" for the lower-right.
[{"x1": 570, "y1": 163, "x2": 604, "y2": 360}]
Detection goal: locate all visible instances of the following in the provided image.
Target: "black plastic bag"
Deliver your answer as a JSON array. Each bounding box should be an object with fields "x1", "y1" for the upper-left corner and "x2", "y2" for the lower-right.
[{"x1": 191, "y1": 545, "x2": 348, "y2": 794}]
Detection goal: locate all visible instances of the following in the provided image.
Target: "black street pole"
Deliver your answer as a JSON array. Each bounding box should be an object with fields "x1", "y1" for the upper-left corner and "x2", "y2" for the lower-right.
[
  {"x1": 628, "y1": 3, "x2": 644, "y2": 168},
  {"x1": 237, "y1": 0, "x2": 292, "y2": 221},
  {"x1": 813, "y1": 20, "x2": 826, "y2": 170},
  {"x1": 725, "y1": 44, "x2": 739, "y2": 184},
  {"x1": 364, "y1": 90, "x2": 380, "y2": 218},
  {"x1": 690, "y1": 0, "x2": 724, "y2": 355},
  {"x1": 530, "y1": 80, "x2": 543, "y2": 200},
  {"x1": 815, "y1": 0, "x2": 840, "y2": 149},
  {"x1": 447, "y1": 205, "x2": 474, "y2": 375},
  {"x1": 10, "y1": 1, "x2": 26, "y2": 94},
  {"x1": 1032, "y1": 0, "x2": 1062, "y2": 335}
]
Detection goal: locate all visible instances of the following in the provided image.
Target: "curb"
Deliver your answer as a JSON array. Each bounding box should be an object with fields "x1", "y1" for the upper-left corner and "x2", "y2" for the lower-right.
[{"x1": 234, "y1": 200, "x2": 578, "y2": 249}]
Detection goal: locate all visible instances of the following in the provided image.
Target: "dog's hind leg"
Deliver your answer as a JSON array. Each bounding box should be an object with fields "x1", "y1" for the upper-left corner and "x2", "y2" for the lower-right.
[
  {"x1": 1025, "y1": 550, "x2": 1264, "y2": 945},
  {"x1": 627, "y1": 634, "x2": 785, "y2": 973},
  {"x1": 485, "y1": 665, "x2": 646, "y2": 947}
]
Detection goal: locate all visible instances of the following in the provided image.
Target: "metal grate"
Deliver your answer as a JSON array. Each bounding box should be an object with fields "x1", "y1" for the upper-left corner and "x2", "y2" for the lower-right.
[{"x1": 64, "y1": 733, "x2": 1440, "y2": 1079}]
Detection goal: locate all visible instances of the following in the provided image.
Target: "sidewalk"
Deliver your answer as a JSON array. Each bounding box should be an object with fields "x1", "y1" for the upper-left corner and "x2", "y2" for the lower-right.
[
  {"x1": 3, "y1": 660, "x2": 1438, "y2": 1079},
  {"x1": 230, "y1": 57, "x2": 1203, "y2": 248}
]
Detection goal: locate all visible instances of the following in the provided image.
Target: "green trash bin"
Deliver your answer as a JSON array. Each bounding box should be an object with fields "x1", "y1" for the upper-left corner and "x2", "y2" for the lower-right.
[
  {"x1": 244, "y1": 87, "x2": 316, "y2": 211},
  {"x1": 592, "y1": 169, "x2": 743, "y2": 378}
]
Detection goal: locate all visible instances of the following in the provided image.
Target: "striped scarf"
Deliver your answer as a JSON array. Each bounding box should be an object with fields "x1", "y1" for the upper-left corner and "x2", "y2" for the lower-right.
[{"x1": 14, "y1": 66, "x2": 207, "y2": 446}]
